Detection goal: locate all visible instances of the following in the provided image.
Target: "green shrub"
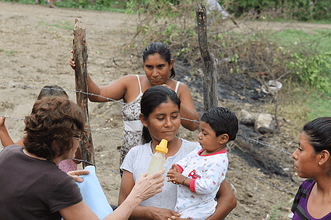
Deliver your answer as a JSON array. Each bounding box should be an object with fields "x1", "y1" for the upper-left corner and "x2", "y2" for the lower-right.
[{"x1": 287, "y1": 51, "x2": 331, "y2": 93}]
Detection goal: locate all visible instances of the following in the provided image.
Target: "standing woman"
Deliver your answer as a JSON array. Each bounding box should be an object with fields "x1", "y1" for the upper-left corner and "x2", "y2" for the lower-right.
[
  {"x1": 291, "y1": 117, "x2": 331, "y2": 219},
  {"x1": 71, "y1": 42, "x2": 199, "y2": 165}
]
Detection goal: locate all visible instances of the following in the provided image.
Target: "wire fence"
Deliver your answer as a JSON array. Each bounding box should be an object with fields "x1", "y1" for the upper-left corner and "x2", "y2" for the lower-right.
[{"x1": 0, "y1": 82, "x2": 296, "y2": 220}]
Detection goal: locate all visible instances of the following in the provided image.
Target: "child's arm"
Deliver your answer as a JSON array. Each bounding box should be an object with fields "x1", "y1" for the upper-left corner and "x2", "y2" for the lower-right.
[{"x1": 0, "y1": 117, "x2": 15, "y2": 147}]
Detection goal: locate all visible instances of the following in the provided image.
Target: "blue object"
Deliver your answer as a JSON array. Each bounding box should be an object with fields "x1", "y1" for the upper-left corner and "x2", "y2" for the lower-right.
[{"x1": 76, "y1": 166, "x2": 113, "y2": 219}]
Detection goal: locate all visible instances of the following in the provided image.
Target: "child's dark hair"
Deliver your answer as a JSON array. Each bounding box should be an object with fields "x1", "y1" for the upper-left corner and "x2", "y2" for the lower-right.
[
  {"x1": 303, "y1": 117, "x2": 331, "y2": 154},
  {"x1": 37, "y1": 85, "x2": 68, "y2": 100},
  {"x1": 142, "y1": 42, "x2": 175, "y2": 78},
  {"x1": 141, "y1": 85, "x2": 181, "y2": 143},
  {"x1": 201, "y1": 107, "x2": 238, "y2": 141}
]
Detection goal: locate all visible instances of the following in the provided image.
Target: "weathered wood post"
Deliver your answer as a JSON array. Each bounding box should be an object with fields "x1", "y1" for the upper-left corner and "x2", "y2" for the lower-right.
[
  {"x1": 196, "y1": 3, "x2": 218, "y2": 111},
  {"x1": 73, "y1": 19, "x2": 95, "y2": 168}
]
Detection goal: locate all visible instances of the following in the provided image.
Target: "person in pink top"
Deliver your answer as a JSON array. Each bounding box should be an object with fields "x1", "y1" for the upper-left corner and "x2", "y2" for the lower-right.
[{"x1": 0, "y1": 85, "x2": 81, "y2": 173}]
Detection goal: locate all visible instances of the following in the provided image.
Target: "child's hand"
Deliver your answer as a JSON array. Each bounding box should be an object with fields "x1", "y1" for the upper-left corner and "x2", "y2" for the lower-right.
[
  {"x1": 0, "y1": 116, "x2": 6, "y2": 129},
  {"x1": 167, "y1": 164, "x2": 185, "y2": 185}
]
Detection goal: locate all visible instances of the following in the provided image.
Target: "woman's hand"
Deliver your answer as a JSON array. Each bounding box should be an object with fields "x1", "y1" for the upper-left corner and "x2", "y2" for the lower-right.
[
  {"x1": 149, "y1": 207, "x2": 184, "y2": 220},
  {"x1": 70, "y1": 50, "x2": 88, "y2": 70},
  {"x1": 67, "y1": 170, "x2": 90, "y2": 183},
  {"x1": 130, "y1": 169, "x2": 165, "y2": 201}
]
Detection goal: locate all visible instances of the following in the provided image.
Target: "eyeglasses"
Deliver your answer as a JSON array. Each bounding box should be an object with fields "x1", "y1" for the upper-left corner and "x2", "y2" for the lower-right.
[{"x1": 73, "y1": 136, "x2": 82, "y2": 141}]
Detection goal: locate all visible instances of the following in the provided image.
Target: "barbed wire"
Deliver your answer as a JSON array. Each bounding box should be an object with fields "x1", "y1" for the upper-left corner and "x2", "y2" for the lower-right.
[
  {"x1": 73, "y1": 159, "x2": 121, "y2": 175},
  {"x1": 0, "y1": 82, "x2": 199, "y2": 123},
  {"x1": 0, "y1": 115, "x2": 125, "y2": 140},
  {"x1": 73, "y1": 157, "x2": 294, "y2": 197},
  {"x1": 0, "y1": 114, "x2": 295, "y2": 157},
  {"x1": 1, "y1": 82, "x2": 296, "y2": 218},
  {"x1": 228, "y1": 167, "x2": 295, "y2": 195},
  {"x1": 237, "y1": 134, "x2": 293, "y2": 156}
]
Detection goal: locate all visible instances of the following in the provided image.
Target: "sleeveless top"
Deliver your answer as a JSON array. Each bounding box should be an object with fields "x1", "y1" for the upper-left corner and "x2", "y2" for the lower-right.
[
  {"x1": 292, "y1": 179, "x2": 331, "y2": 220},
  {"x1": 120, "y1": 75, "x2": 180, "y2": 165}
]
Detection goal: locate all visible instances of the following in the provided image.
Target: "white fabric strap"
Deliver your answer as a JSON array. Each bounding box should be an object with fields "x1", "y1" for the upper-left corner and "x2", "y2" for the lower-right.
[
  {"x1": 123, "y1": 120, "x2": 143, "y2": 132},
  {"x1": 175, "y1": 81, "x2": 180, "y2": 93},
  {"x1": 136, "y1": 75, "x2": 143, "y2": 94}
]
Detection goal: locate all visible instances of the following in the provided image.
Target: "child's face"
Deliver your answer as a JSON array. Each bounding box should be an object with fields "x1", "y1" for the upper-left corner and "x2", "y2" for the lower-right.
[{"x1": 198, "y1": 121, "x2": 224, "y2": 154}]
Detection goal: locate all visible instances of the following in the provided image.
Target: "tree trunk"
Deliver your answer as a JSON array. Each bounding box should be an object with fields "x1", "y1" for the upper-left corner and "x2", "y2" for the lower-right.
[{"x1": 196, "y1": 3, "x2": 218, "y2": 111}]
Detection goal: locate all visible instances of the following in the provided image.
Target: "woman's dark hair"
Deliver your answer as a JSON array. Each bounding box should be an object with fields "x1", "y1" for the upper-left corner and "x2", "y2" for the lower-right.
[
  {"x1": 142, "y1": 42, "x2": 175, "y2": 78},
  {"x1": 24, "y1": 97, "x2": 85, "y2": 161},
  {"x1": 141, "y1": 85, "x2": 181, "y2": 143},
  {"x1": 303, "y1": 117, "x2": 331, "y2": 153},
  {"x1": 37, "y1": 85, "x2": 68, "y2": 100},
  {"x1": 201, "y1": 107, "x2": 238, "y2": 141}
]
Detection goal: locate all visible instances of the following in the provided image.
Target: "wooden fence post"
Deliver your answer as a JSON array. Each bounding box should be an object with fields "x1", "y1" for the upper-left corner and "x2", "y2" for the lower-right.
[
  {"x1": 196, "y1": 3, "x2": 218, "y2": 112},
  {"x1": 73, "y1": 19, "x2": 95, "y2": 168}
]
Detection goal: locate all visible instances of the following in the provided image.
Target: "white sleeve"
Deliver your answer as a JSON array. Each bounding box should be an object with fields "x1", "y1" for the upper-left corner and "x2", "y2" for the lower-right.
[{"x1": 193, "y1": 154, "x2": 228, "y2": 194}]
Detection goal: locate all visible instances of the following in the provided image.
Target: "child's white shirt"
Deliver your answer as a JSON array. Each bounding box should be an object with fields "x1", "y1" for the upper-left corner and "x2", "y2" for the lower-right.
[{"x1": 175, "y1": 145, "x2": 228, "y2": 220}]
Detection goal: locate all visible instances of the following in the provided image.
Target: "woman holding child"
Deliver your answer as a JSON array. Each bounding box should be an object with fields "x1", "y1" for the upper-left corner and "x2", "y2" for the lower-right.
[
  {"x1": 119, "y1": 86, "x2": 237, "y2": 220},
  {"x1": 71, "y1": 42, "x2": 199, "y2": 165}
]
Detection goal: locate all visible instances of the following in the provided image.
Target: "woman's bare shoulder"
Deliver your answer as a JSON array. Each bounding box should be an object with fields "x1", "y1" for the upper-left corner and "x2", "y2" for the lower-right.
[
  {"x1": 175, "y1": 80, "x2": 190, "y2": 94},
  {"x1": 111, "y1": 74, "x2": 140, "y2": 86}
]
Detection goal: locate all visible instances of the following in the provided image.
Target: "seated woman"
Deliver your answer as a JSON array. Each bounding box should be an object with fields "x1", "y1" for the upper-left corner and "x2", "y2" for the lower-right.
[
  {"x1": 0, "y1": 97, "x2": 164, "y2": 220},
  {"x1": 291, "y1": 117, "x2": 331, "y2": 219},
  {"x1": 119, "y1": 86, "x2": 237, "y2": 219}
]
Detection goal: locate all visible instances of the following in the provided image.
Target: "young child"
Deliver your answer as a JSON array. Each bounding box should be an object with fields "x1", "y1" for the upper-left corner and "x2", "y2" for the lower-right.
[
  {"x1": 0, "y1": 85, "x2": 81, "y2": 173},
  {"x1": 167, "y1": 107, "x2": 238, "y2": 220}
]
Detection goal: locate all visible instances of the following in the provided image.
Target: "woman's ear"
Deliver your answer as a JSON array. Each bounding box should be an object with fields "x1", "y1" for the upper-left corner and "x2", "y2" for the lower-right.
[
  {"x1": 139, "y1": 113, "x2": 148, "y2": 128},
  {"x1": 218, "y1": 134, "x2": 229, "y2": 145},
  {"x1": 170, "y1": 59, "x2": 174, "y2": 70},
  {"x1": 319, "y1": 149, "x2": 330, "y2": 166}
]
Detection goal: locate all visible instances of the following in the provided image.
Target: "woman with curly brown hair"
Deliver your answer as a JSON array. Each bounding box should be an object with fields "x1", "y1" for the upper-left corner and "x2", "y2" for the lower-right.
[
  {"x1": 0, "y1": 85, "x2": 82, "y2": 173},
  {"x1": 0, "y1": 97, "x2": 164, "y2": 220}
]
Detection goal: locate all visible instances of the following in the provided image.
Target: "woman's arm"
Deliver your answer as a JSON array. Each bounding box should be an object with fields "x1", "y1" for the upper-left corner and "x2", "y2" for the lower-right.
[
  {"x1": 0, "y1": 117, "x2": 14, "y2": 147},
  {"x1": 86, "y1": 74, "x2": 131, "y2": 102},
  {"x1": 177, "y1": 84, "x2": 199, "y2": 131},
  {"x1": 119, "y1": 170, "x2": 182, "y2": 220},
  {"x1": 61, "y1": 170, "x2": 165, "y2": 220},
  {"x1": 0, "y1": 117, "x2": 24, "y2": 147},
  {"x1": 70, "y1": 55, "x2": 133, "y2": 103},
  {"x1": 206, "y1": 180, "x2": 237, "y2": 220}
]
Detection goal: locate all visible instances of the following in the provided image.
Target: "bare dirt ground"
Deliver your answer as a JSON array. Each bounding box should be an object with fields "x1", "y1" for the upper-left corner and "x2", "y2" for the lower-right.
[{"x1": 1, "y1": 2, "x2": 331, "y2": 219}]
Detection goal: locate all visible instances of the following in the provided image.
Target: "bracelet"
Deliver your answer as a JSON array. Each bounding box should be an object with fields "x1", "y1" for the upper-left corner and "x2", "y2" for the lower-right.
[{"x1": 182, "y1": 177, "x2": 188, "y2": 185}]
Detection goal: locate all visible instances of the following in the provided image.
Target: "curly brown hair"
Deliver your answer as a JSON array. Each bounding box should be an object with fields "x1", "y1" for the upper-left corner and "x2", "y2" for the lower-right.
[{"x1": 24, "y1": 97, "x2": 85, "y2": 161}]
